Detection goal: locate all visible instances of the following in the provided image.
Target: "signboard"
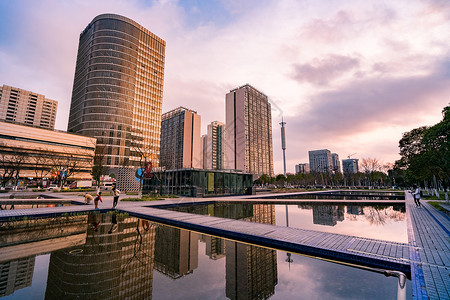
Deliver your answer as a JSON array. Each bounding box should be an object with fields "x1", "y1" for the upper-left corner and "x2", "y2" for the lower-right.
[{"x1": 208, "y1": 173, "x2": 214, "y2": 192}]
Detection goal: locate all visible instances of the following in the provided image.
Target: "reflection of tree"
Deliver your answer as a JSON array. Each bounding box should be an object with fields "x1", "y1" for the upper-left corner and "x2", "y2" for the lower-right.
[
  {"x1": 121, "y1": 219, "x2": 154, "y2": 272},
  {"x1": 362, "y1": 206, "x2": 405, "y2": 225}
]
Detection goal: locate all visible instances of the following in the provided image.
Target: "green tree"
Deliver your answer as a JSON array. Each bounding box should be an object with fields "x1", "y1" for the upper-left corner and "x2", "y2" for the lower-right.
[{"x1": 396, "y1": 105, "x2": 450, "y2": 192}]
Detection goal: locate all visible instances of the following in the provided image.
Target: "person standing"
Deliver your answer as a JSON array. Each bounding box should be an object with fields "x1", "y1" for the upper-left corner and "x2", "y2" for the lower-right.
[
  {"x1": 413, "y1": 185, "x2": 421, "y2": 207},
  {"x1": 112, "y1": 185, "x2": 121, "y2": 208},
  {"x1": 94, "y1": 191, "x2": 102, "y2": 209}
]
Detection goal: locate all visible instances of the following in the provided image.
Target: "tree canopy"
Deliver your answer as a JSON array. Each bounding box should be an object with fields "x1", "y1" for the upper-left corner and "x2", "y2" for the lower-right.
[{"x1": 395, "y1": 105, "x2": 449, "y2": 189}]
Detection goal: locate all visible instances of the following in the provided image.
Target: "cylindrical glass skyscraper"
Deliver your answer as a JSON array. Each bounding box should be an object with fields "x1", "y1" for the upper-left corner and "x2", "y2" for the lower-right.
[{"x1": 68, "y1": 14, "x2": 165, "y2": 169}]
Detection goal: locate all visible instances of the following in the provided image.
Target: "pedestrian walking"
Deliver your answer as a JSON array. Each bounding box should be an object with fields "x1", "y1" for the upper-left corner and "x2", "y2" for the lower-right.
[
  {"x1": 112, "y1": 185, "x2": 121, "y2": 208},
  {"x1": 94, "y1": 192, "x2": 102, "y2": 209},
  {"x1": 412, "y1": 185, "x2": 421, "y2": 207},
  {"x1": 84, "y1": 193, "x2": 94, "y2": 204}
]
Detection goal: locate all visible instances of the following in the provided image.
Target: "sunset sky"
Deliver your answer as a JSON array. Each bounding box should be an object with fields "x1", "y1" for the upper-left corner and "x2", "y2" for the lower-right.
[{"x1": 1, "y1": 0, "x2": 449, "y2": 175}]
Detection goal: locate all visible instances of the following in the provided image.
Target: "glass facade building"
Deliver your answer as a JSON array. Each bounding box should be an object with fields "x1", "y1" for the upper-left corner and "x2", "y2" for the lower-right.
[
  {"x1": 143, "y1": 169, "x2": 253, "y2": 197},
  {"x1": 68, "y1": 14, "x2": 165, "y2": 169}
]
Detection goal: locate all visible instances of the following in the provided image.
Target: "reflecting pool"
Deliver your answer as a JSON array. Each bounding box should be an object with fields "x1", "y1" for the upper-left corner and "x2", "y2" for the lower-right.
[
  {"x1": 168, "y1": 203, "x2": 408, "y2": 243},
  {"x1": 0, "y1": 202, "x2": 75, "y2": 210},
  {"x1": 0, "y1": 213, "x2": 411, "y2": 299}
]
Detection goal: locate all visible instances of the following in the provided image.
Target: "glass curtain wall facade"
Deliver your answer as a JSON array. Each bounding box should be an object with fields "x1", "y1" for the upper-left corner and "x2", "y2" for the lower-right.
[
  {"x1": 143, "y1": 169, "x2": 253, "y2": 197},
  {"x1": 68, "y1": 14, "x2": 165, "y2": 169}
]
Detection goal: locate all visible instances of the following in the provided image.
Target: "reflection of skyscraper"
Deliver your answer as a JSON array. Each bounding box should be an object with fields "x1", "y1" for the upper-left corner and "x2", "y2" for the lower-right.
[
  {"x1": 154, "y1": 226, "x2": 199, "y2": 279},
  {"x1": 0, "y1": 257, "x2": 35, "y2": 296},
  {"x1": 45, "y1": 214, "x2": 156, "y2": 299},
  {"x1": 201, "y1": 235, "x2": 225, "y2": 260},
  {"x1": 312, "y1": 205, "x2": 345, "y2": 226},
  {"x1": 226, "y1": 204, "x2": 278, "y2": 299},
  {"x1": 225, "y1": 241, "x2": 277, "y2": 300}
]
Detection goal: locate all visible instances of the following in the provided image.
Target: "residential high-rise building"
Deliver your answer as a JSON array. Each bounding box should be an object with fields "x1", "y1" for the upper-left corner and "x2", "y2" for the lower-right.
[
  {"x1": 0, "y1": 84, "x2": 57, "y2": 130},
  {"x1": 203, "y1": 121, "x2": 225, "y2": 170},
  {"x1": 67, "y1": 14, "x2": 165, "y2": 169},
  {"x1": 224, "y1": 84, "x2": 274, "y2": 178},
  {"x1": 201, "y1": 134, "x2": 207, "y2": 168},
  {"x1": 160, "y1": 107, "x2": 201, "y2": 170},
  {"x1": 295, "y1": 163, "x2": 310, "y2": 174},
  {"x1": 342, "y1": 158, "x2": 359, "y2": 174},
  {"x1": 309, "y1": 149, "x2": 332, "y2": 173},
  {"x1": 331, "y1": 153, "x2": 341, "y2": 173}
]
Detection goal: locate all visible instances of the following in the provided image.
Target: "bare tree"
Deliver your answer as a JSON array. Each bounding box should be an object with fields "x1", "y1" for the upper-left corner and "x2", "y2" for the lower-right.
[
  {"x1": 0, "y1": 148, "x2": 27, "y2": 188},
  {"x1": 360, "y1": 157, "x2": 382, "y2": 173},
  {"x1": 31, "y1": 151, "x2": 52, "y2": 187}
]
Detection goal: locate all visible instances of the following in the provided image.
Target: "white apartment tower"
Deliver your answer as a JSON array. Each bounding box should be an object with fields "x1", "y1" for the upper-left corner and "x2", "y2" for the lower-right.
[
  {"x1": 309, "y1": 149, "x2": 333, "y2": 173},
  {"x1": 224, "y1": 84, "x2": 274, "y2": 178},
  {"x1": 0, "y1": 84, "x2": 57, "y2": 130}
]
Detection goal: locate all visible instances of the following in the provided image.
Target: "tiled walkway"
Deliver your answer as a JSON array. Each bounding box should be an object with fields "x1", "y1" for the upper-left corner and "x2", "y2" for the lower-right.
[{"x1": 405, "y1": 192, "x2": 450, "y2": 299}]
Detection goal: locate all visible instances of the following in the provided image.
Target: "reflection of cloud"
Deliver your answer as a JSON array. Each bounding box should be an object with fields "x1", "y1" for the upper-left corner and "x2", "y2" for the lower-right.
[{"x1": 292, "y1": 54, "x2": 360, "y2": 86}]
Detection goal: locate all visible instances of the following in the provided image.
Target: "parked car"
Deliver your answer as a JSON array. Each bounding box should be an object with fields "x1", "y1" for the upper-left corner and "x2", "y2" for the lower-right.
[{"x1": 47, "y1": 184, "x2": 58, "y2": 191}]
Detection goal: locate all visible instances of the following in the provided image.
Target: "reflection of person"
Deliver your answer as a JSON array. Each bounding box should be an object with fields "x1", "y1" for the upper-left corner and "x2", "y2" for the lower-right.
[
  {"x1": 108, "y1": 213, "x2": 118, "y2": 234},
  {"x1": 112, "y1": 185, "x2": 121, "y2": 208},
  {"x1": 94, "y1": 192, "x2": 102, "y2": 209},
  {"x1": 412, "y1": 185, "x2": 421, "y2": 207},
  {"x1": 91, "y1": 215, "x2": 100, "y2": 232},
  {"x1": 84, "y1": 193, "x2": 94, "y2": 204}
]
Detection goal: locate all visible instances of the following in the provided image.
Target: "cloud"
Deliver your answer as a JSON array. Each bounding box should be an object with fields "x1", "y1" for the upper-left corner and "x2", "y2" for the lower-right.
[
  {"x1": 1, "y1": 0, "x2": 450, "y2": 175},
  {"x1": 291, "y1": 54, "x2": 360, "y2": 86}
]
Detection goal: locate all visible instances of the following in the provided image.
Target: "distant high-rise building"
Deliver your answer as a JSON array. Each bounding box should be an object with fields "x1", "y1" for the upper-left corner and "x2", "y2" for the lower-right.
[
  {"x1": 331, "y1": 153, "x2": 341, "y2": 173},
  {"x1": 201, "y1": 134, "x2": 207, "y2": 168},
  {"x1": 342, "y1": 158, "x2": 359, "y2": 174},
  {"x1": 202, "y1": 121, "x2": 225, "y2": 170},
  {"x1": 224, "y1": 84, "x2": 274, "y2": 178},
  {"x1": 0, "y1": 84, "x2": 57, "y2": 130},
  {"x1": 295, "y1": 163, "x2": 310, "y2": 174},
  {"x1": 309, "y1": 149, "x2": 332, "y2": 173},
  {"x1": 68, "y1": 14, "x2": 165, "y2": 169},
  {"x1": 160, "y1": 107, "x2": 201, "y2": 170}
]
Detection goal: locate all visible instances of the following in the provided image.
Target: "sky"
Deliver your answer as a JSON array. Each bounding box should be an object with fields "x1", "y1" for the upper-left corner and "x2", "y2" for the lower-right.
[{"x1": 0, "y1": 0, "x2": 449, "y2": 175}]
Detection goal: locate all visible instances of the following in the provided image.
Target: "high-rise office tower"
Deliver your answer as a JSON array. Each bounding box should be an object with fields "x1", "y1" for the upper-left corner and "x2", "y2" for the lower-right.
[
  {"x1": 309, "y1": 149, "x2": 333, "y2": 173},
  {"x1": 225, "y1": 84, "x2": 274, "y2": 178},
  {"x1": 68, "y1": 14, "x2": 165, "y2": 169},
  {"x1": 0, "y1": 84, "x2": 57, "y2": 130},
  {"x1": 331, "y1": 153, "x2": 341, "y2": 173},
  {"x1": 160, "y1": 107, "x2": 201, "y2": 170},
  {"x1": 203, "y1": 121, "x2": 225, "y2": 170}
]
